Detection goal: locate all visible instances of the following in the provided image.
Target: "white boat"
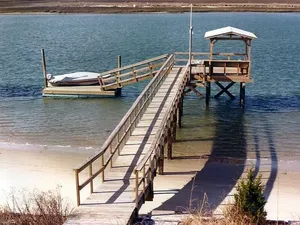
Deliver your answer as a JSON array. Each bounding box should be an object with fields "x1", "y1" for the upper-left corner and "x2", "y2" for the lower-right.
[{"x1": 47, "y1": 72, "x2": 101, "y2": 86}]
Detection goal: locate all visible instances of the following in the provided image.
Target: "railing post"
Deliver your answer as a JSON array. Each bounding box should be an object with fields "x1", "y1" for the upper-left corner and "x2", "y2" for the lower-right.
[
  {"x1": 75, "y1": 169, "x2": 80, "y2": 206},
  {"x1": 110, "y1": 145, "x2": 113, "y2": 168},
  {"x1": 117, "y1": 132, "x2": 121, "y2": 156},
  {"x1": 143, "y1": 167, "x2": 146, "y2": 203},
  {"x1": 135, "y1": 170, "x2": 139, "y2": 208},
  {"x1": 89, "y1": 164, "x2": 93, "y2": 194},
  {"x1": 146, "y1": 158, "x2": 154, "y2": 201},
  {"x1": 101, "y1": 155, "x2": 105, "y2": 182}
]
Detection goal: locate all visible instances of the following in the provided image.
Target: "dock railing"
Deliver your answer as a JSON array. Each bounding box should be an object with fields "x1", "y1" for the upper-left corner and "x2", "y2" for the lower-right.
[
  {"x1": 134, "y1": 63, "x2": 190, "y2": 210},
  {"x1": 175, "y1": 52, "x2": 247, "y2": 63},
  {"x1": 175, "y1": 52, "x2": 250, "y2": 77},
  {"x1": 74, "y1": 54, "x2": 176, "y2": 206},
  {"x1": 98, "y1": 54, "x2": 168, "y2": 91}
]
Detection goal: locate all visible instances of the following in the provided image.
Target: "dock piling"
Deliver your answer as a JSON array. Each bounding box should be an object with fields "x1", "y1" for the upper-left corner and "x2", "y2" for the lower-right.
[
  {"x1": 240, "y1": 82, "x2": 246, "y2": 107},
  {"x1": 41, "y1": 49, "x2": 48, "y2": 88}
]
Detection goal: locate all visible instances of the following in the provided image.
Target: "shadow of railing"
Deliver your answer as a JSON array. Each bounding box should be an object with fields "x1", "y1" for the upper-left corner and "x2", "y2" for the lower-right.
[{"x1": 153, "y1": 100, "x2": 248, "y2": 214}]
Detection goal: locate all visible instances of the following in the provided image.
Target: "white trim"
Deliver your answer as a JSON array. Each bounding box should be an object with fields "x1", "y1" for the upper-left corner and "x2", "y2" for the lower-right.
[{"x1": 204, "y1": 26, "x2": 257, "y2": 39}]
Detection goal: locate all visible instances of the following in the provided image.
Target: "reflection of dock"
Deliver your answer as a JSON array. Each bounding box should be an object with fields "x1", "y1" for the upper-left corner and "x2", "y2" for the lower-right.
[{"x1": 63, "y1": 27, "x2": 257, "y2": 224}]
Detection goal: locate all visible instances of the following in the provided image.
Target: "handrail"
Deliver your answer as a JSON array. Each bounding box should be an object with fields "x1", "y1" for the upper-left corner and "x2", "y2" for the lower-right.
[
  {"x1": 98, "y1": 55, "x2": 168, "y2": 90},
  {"x1": 134, "y1": 64, "x2": 189, "y2": 208},
  {"x1": 98, "y1": 54, "x2": 168, "y2": 77},
  {"x1": 74, "y1": 54, "x2": 175, "y2": 206}
]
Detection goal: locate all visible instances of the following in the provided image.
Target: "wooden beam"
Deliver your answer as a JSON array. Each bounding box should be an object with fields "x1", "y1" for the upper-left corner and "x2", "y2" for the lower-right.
[{"x1": 214, "y1": 81, "x2": 235, "y2": 99}]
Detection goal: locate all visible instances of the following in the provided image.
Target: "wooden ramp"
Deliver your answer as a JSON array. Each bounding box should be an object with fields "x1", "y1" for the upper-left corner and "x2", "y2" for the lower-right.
[
  {"x1": 64, "y1": 55, "x2": 189, "y2": 224},
  {"x1": 42, "y1": 55, "x2": 168, "y2": 98}
]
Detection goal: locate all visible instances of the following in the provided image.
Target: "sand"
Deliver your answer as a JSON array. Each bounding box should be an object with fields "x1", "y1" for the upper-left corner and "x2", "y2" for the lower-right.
[
  {"x1": 139, "y1": 157, "x2": 300, "y2": 223},
  {"x1": 1, "y1": 142, "x2": 300, "y2": 222},
  {"x1": 0, "y1": 142, "x2": 94, "y2": 207}
]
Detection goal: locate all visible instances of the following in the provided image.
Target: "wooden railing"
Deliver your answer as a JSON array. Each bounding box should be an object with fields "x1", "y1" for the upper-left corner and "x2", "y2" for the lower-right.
[
  {"x1": 205, "y1": 60, "x2": 250, "y2": 76},
  {"x1": 175, "y1": 52, "x2": 247, "y2": 63},
  {"x1": 174, "y1": 52, "x2": 210, "y2": 64},
  {"x1": 134, "y1": 64, "x2": 189, "y2": 209},
  {"x1": 98, "y1": 54, "x2": 168, "y2": 90},
  {"x1": 74, "y1": 54, "x2": 176, "y2": 206}
]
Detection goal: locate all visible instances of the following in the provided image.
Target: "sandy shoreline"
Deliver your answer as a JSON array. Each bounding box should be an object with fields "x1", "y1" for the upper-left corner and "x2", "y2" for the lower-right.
[
  {"x1": 2, "y1": 3, "x2": 300, "y2": 14},
  {"x1": 1, "y1": 141, "x2": 300, "y2": 221},
  {"x1": 0, "y1": 143, "x2": 94, "y2": 207}
]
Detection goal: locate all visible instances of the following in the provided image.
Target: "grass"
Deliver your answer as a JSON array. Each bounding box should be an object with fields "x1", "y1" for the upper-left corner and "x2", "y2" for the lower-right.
[{"x1": 0, "y1": 187, "x2": 72, "y2": 225}]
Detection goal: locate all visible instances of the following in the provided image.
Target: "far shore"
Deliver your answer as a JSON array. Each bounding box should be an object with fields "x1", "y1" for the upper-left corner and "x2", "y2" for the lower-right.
[{"x1": 2, "y1": 2, "x2": 300, "y2": 14}]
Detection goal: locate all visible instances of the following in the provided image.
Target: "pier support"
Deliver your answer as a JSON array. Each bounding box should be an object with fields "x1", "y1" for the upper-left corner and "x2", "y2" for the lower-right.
[
  {"x1": 205, "y1": 81, "x2": 211, "y2": 107},
  {"x1": 240, "y1": 82, "x2": 246, "y2": 107},
  {"x1": 158, "y1": 144, "x2": 165, "y2": 175},
  {"x1": 167, "y1": 128, "x2": 172, "y2": 160},
  {"x1": 172, "y1": 113, "x2": 177, "y2": 141},
  {"x1": 214, "y1": 81, "x2": 235, "y2": 99},
  {"x1": 177, "y1": 96, "x2": 183, "y2": 128}
]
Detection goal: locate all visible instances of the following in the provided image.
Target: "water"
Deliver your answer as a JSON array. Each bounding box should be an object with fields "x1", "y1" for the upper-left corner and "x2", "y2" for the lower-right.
[{"x1": 0, "y1": 13, "x2": 299, "y2": 155}]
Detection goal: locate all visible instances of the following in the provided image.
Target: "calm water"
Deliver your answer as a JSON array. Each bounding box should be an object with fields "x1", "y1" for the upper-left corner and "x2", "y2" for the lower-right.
[{"x1": 0, "y1": 13, "x2": 299, "y2": 156}]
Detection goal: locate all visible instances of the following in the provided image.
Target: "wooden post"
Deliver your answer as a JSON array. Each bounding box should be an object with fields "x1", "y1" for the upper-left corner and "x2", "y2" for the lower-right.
[
  {"x1": 172, "y1": 112, "x2": 177, "y2": 141},
  {"x1": 117, "y1": 55, "x2": 122, "y2": 88},
  {"x1": 167, "y1": 127, "x2": 172, "y2": 159},
  {"x1": 135, "y1": 170, "x2": 139, "y2": 208},
  {"x1": 206, "y1": 81, "x2": 211, "y2": 107},
  {"x1": 240, "y1": 82, "x2": 246, "y2": 107},
  {"x1": 101, "y1": 155, "x2": 105, "y2": 182},
  {"x1": 75, "y1": 170, "x2": 80, "y2": 206},
  {"x1": 209, "y1": 40, "x2": 214, "y2": 61},
  {"x1": 41, "y1": 49, "x2": 48, "y2": 88},
  {"x1": 89, "y1": 164, "x2": 93, "y2": 194},
  {"x1": 118, "y1": 55, "x2": 121, "y2": 70},
  {"x1": 158, "y1": 144, "x2": 164, "y2": 175},
  {"x1": 247, "y1": 40, "x2": 252, "y2": 76},
  {"x1": 177, "y1": 96, "x2": 183, "y2": 128}
]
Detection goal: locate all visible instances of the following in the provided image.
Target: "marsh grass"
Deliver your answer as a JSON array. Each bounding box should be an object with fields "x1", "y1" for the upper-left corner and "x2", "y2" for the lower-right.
[{"x1": 0, "y1": 187, "x2": 72, "y2": 225}]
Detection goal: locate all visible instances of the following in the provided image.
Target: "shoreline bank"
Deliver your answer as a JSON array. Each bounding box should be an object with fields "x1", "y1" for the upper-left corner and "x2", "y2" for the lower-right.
[{"x1": 2, "y1": 3, "x2": 300, "y2": 14}]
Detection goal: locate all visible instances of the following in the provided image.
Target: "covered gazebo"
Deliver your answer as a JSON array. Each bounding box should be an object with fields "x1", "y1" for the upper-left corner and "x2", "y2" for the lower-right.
[{"x1": 202, "y1": 26, "x2": 257, "y2": 107}]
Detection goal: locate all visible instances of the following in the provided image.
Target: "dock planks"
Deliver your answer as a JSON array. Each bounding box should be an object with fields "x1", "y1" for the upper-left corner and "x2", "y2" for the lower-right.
[
  {"x1": 42, "y1": 86, "x2": 118, "y2": 97},
  {"x1": 64, "y1": 66, "x2": 187, "y2": 225}
]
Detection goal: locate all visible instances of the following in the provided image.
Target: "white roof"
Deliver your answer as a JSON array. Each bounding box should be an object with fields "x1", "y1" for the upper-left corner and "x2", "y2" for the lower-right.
[{"x1": 204, "y1": 26, "x2": 257, "y2": 39}]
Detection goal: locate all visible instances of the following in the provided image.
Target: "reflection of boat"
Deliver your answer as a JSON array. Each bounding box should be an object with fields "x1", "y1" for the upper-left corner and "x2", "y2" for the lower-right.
[{"x1": 47, "y1": 72, "x2": 101, "y2": 86}]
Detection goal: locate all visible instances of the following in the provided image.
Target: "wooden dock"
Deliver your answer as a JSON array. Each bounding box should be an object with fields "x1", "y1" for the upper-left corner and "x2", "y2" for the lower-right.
[
  {"x1": 62, "y1": 26, "x2": 257, "y2": 224},
  {"x1": 64, "y1": 55, "x2": 188, "y2": 224},
  {"x1": 42, "y1": 54, "x2": 168, "y2": 97}
]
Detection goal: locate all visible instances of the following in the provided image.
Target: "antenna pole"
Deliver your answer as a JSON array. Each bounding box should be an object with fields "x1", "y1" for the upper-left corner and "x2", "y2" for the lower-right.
[{"x1": 188, "y1": 4, "x2": 193, "y2": 80}]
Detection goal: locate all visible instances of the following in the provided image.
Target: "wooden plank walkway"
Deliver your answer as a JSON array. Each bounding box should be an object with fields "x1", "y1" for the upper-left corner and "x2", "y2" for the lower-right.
[{"x1": 64, "y1": 66, "x2": 187, "y2": 225}]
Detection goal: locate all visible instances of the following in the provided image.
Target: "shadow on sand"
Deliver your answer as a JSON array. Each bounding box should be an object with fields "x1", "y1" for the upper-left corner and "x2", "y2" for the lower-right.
[{"x1": 152, "y1": 98, "x2": 278, "y2": 216}]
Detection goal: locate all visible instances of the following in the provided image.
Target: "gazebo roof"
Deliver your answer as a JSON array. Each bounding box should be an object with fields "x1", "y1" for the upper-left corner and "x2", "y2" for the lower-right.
[{"x1": 204, "y1": 26, "x2": 257, "y2": 40}]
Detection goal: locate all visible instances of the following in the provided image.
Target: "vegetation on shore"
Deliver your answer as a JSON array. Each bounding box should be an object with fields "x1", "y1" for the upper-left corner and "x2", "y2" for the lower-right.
[
  {"x1": 1, "y1": 2, "x2": 300, "y2": 14},
  {"x1": 0, "y1": 187, "x2": 71, "y2": 225},
  {"x1": 180, "y1": 168, "x2": 269, "y2": 225}
]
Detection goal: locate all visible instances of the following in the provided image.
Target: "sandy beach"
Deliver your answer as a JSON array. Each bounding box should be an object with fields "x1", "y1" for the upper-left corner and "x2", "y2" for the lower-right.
[
  {"x1": 1, "y1": 140, "x2": 300, "y2": 222},
  {"x1": 0, "y1": 142, "x2": 94, "y2": 207},
  {"x1": 139, "y1": 157, "x2": 300, "y2": 223}
]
